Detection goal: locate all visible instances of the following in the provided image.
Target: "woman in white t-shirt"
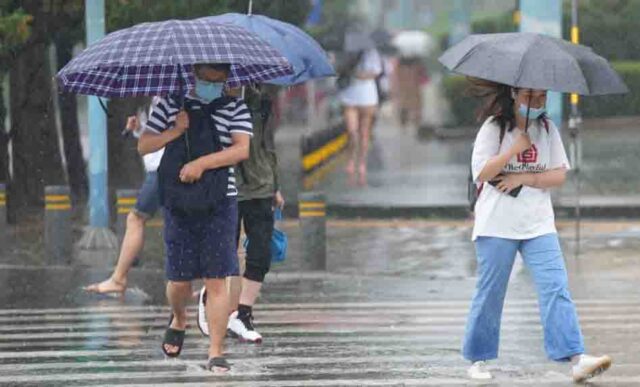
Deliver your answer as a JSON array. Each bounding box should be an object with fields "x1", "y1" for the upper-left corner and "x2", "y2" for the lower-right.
[
  {"x1": 339, "y1": 48, "x2": 383, "y2": 186},
  {"x1": 463, "y1": 81, "x2": 611, "y2": 383}
]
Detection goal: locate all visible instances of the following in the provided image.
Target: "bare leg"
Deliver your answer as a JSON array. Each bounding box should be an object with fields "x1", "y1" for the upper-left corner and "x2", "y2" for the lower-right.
[
  {"x1": 239, "y1": 278, "x2": 263, "y2": 307},
  {"x1": 84, "y1": 211, "x2": 146, "y2": 294},
  {"x1": 357, "y1": 106, "x2": 377, "y2": 186},
  {"x1": 228, "y1": 245, "x2": 246, "y2": 312},
  {"x1": 164, "y1": 280, "x2": 191, "y2": 355},
  {"x1": 343, "y1": 106, "x2": 359, "y2": 184},
  {"x1": 205, "y1": 278, "x2": 230, "y2": 360},
  {"x1": 228, "y1": 276, "x2": 242, "y2": 312}
]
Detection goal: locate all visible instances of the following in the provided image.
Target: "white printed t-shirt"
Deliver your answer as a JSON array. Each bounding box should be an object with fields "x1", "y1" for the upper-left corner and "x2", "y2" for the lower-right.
[{"x1": 471, "y1": 116, "x2": 571, "y2": 241}]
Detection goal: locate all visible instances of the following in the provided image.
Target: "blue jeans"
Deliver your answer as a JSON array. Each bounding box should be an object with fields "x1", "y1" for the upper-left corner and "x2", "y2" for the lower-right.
[{"x1": 462, "y1": 233, "x2": 584, "y2": 362}]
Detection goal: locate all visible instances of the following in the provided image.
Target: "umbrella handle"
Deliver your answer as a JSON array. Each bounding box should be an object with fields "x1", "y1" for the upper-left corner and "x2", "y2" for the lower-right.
[
  {"x1": 97, "y1": 97, "x2": 112, "y2": 119},
  {"x1": 523, "y1": 90, "x2": 531, "y2": 133}
]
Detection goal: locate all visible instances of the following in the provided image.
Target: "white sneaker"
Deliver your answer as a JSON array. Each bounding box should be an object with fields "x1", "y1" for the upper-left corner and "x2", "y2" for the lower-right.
[
  {"x1": 197, "y1": 287, "x2": 209, "y2": 337},
  {"x1": 572, "y1": 354, "x2": 612, "y2": 383},
  {"x1": 227, "y1": 311, "x2": 263, "y2": 343},
  {"x1": 467, "y1": 361, "x2": 492, "y2": 380}
]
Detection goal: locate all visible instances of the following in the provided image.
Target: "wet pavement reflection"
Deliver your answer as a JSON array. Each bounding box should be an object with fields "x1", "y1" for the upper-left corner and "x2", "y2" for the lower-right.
[{"x1": 1, "y1": 220, "x2": 640, "y2": 385}]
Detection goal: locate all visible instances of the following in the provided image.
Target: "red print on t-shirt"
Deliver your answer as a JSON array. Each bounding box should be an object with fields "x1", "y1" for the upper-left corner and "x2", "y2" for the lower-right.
[{"x1": 518, "y1": 144, "x2": 538, "y2": 163}]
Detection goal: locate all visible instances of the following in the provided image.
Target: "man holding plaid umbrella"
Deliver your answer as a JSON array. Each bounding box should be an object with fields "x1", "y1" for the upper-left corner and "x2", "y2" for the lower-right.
[
  {"x1": 138, "y1": 62, "x2": 251, "y2": 372},
  {"x1": 57, "y1": 18, "x2": 293, "y2": 372}
]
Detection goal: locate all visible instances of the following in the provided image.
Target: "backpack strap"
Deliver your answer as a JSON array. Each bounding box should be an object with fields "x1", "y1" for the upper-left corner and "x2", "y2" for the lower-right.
[
  {"x1": 202, "y1": 96, "x2": 235, "y2": 113},
  {"x1": 470, "y1": 121, "x2": 508, "y2": 211},
  {"x1": 499, "y1": 125, "x2": 506, "y2": 144},
  {"x1": 541, "y1": 116, "x2": 549, "y2": 132}
]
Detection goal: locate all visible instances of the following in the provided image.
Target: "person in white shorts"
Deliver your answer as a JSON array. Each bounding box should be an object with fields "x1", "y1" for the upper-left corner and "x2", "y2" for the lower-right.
[{"x1": 339, "y1": 48, "x2": 382, "y2": 186}]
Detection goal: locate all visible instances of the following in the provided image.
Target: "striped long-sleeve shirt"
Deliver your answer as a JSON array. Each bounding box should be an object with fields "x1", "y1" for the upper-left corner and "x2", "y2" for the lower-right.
[{"x1": 144, "y1": 95, "x2": 253, "y2": 196}]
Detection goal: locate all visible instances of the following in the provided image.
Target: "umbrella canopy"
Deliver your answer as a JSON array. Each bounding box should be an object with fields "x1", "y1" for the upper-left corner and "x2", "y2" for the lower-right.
[
  {"x1": 56, "y1": 18, "x2": 293, "y2": 98},
  {"x1": 371, "y1": 28, "x2": 395, "y2": 53},
  {"x1": 344, "y1": 30, "x2": 376, "y2": 53},
  {"x1": 392, "y1": 30, "x2": 435, "y2": 58},
  {"x1": 206, "y1": 13, "x2": 334, "y2": 86},
  {"x1": 439, "y1": 32, "x2": 628, "y2": 95}
]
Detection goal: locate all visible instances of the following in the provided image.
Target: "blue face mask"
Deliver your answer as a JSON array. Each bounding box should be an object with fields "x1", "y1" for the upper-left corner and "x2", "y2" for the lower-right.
[
  {"x1": 518, "y1": 103, "x2": 546, "y2": 119},
  {"x1": 195, "y1": 79, "x2": 224, "y2": 102}
]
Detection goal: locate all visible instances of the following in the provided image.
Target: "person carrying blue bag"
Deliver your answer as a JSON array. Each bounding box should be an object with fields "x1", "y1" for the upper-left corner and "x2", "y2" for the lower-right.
[
  {"x1": 246, "y1": 207, "x2": 287, "y2": 264},
  {"x1": 138, "y1": 63, "x2": 253, "y2": 372},
  {"x1": 197, "y1": 84, "x2": 286, "y2": 344}
]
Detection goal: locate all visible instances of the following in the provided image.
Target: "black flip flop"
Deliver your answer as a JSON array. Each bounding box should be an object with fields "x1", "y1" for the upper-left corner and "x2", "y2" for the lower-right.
[
  {"x1": 207, "y1": 357, "x2": 231, "y2": 373},
  {"x1": 162, "y1": 314, "x2": 185, "y2": 358}
]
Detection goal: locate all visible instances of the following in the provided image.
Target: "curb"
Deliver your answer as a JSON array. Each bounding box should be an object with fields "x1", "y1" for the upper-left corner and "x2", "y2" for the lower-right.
[{"x1": 325, "y1": 204, "x2": 640, "y2": 219}]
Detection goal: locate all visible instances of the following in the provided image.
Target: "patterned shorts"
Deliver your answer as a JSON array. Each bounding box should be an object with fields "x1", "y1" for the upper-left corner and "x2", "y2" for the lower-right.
[
  {"x1": 133, "y1": 172, "x2": 160, "y2": 219},
  {"x1": 164, "y1": 197, "x2": 239, "y2": 281}
]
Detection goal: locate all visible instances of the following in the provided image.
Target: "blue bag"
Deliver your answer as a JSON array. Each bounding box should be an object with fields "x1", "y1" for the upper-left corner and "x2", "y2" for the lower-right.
[{"x1": 243, "y1": 208, "x2": 288, "y2": 263}]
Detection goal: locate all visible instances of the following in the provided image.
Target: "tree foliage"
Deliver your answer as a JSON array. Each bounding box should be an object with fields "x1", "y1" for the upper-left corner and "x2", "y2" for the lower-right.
[
  {"x1": 0, "y1": 0, "x2": 314, "y2": 221},
  {"x1": 106, "y1": 0, "x2": 310, "y2": 32},
  {"x1": 563, "y1": 0, "x2": 640, "y2": 61},
  {"x1": 0, "y1": 7, "x2": 32, "y2": 61}
]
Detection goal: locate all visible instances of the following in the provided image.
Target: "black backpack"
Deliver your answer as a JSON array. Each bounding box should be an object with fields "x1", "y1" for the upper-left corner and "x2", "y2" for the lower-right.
[
  {"x1": 158, "y1": 96, "x2": 233, "y2": 216},
  {"x1": 375, "y1": 55, "x2": 388, "y2": 103},
  {"x1": 468, "y1": 125, "x2": 506, "y2": 212}
]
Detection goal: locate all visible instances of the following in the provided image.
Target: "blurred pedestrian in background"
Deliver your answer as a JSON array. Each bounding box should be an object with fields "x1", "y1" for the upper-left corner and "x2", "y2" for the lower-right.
[
  {"x1": 337, "y1": 41, "x2": 383, "y2": 187},
  {"x1": 392, "y1": 56, "x2": 428, "y2": 128},
  {"x1": 390, "y1": 30, "x2": 434, "y2": 130}
]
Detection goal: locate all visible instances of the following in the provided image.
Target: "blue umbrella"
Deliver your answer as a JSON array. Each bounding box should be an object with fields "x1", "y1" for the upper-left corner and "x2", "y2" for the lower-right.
[
  {"x1": 206, "y1": 13, "x2": 335, "y2": 85},
  {"x1": 56, "y1": 18, "x2": 293, "y2": 98}
]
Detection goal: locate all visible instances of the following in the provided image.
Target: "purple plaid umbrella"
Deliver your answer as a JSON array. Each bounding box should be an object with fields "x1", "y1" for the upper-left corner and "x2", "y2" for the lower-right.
[{"x1": 56, "y1": 18, "x2": 293, "y2": 98}]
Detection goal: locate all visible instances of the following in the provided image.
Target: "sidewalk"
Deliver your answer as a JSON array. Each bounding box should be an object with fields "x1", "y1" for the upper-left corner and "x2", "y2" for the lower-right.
[{"x1": 307, "y1": 115, "x2": 640, "y2": 218}]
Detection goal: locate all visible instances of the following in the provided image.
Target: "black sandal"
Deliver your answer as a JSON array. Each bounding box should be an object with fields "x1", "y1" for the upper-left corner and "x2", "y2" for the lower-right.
[
  {"x1": 162, "y1": 314, "x2": 185, "y2": 358},
  {"x1": 207, "y1": 357, "x2": 231, "y2": 373}
]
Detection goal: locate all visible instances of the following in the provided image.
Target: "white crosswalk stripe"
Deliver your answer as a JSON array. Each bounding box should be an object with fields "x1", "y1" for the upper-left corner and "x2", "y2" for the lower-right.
[{"x1": 0, "y1": 299, "x2": 637, "y2": 385}]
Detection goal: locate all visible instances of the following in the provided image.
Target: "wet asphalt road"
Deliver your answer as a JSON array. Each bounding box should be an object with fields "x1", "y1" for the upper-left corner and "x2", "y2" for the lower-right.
[
  {"x1": 1, "y1": 219, "x2": 640, "y2": 386},
  {"x1": 2, "y1": 114, "x2": 640, "y2": 385}
]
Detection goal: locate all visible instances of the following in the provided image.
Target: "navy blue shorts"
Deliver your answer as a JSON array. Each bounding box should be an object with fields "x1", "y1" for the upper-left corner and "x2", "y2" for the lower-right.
[
  {"x1": 164, "y1": 197, "x2": 239, "y2": 281},
  {"x1": 133, "y1": 172, "x2": 160, "y2": 219}
]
